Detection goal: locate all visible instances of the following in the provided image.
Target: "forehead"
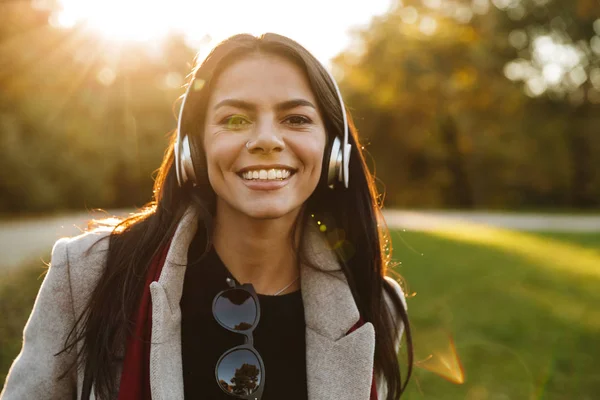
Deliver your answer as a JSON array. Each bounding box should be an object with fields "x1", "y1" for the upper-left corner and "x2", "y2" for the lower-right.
[{"x1": 207, "y1": 53, "x2": 317, "y2": 106}]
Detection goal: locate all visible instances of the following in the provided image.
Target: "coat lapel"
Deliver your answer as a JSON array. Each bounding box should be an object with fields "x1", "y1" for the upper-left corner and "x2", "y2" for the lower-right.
[
  {"x1": 148, "y1": 205, "x2": 376, "y2": 400},
  {"x1": 301, "y1": 225, "x2": 376, "y2": 400},
  {"x1": 149, "y1": 205, "x2": 199, "y2": 400}
]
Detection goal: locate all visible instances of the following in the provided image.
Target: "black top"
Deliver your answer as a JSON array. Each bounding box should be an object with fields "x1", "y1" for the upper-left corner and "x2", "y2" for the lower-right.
[{"x1": 180, "y1": 230, "x2": 308, "y2": 400}]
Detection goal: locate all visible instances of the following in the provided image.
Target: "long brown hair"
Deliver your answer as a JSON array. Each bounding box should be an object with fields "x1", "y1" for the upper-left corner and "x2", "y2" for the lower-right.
[{"x1": 60, "y1": 33, "x2": 413, "y2": 399}]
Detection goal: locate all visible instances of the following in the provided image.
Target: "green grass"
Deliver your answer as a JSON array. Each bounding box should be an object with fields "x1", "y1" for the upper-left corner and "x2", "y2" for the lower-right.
[
  {"x1": 0, "y1": 257, "x2": 50, "y2": 386},
  {"x1": 390, "y1": 209, "x2": 600, "y2": 216},
  {"x1": 2, "y1": 229, "x2": 599, "y2": 399},
  {"x1": 392, "y1": 227, "x2": 600, "y2": 400}
]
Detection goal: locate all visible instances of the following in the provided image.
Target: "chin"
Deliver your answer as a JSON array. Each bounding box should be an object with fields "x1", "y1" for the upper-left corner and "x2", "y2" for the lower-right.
[
  {"x1": 235, "y1": 199, "x2": 303, "y2": 221},
  {"x1": 247, "y1": 212, "x2": 287, "y2": 220},
  {"x1": 243, "y1": 206, "x2": 296, "y2": 220}
]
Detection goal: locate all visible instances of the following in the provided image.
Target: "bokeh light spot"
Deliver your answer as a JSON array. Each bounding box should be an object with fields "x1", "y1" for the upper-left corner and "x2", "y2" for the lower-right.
[
  {"x1": 97, "y1": 67, "x2": 116, "y2": 86},
  {"x1": 419, "y1": 17, "x2": 438, "y2": 36},
  {"x1": 400, "y1": 7, "x2": 419, "y2": 24}
]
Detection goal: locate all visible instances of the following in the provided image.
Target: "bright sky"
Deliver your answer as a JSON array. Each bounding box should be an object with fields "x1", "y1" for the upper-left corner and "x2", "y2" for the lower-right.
[{"x1": 55, "y1": 0, "x2": 393, "y2": 65}]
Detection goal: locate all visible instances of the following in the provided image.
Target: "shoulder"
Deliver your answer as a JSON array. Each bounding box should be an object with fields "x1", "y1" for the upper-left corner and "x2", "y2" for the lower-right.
[
  {"x1": 382, "y1": 275, "x2": 408, "y2": 351},
  {"x1": 374, "y1": 276, "x2": 409, "y2": 398},
  {"x1": 51, "y1": 227, "x2": 113, "y2": 311},
  {"x1": 54, "y1": 226, "x2": 113, "y2": 262},
  {"x1": 383, "y1": 275, "x2": 407, "y2": 314},
  {"x1": 0, "y1": 228, "x2": 114, "y2": 399}
]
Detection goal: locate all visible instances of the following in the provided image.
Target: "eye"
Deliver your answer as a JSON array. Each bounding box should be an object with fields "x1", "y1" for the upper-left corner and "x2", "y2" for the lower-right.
[
  {"x1": 222, "y1": 115, "x2": 251, "y2": 129},
  {"x1": 284, "y1": 115, "x2": 312, "y2": 126}
]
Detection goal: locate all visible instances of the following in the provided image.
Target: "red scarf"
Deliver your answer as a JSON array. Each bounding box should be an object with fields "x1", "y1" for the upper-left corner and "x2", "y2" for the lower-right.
[
  {"x1": 117, "y1": 241, "x2": 378, "y2": 400},
  {"x1": 117, "y1": 242, "x2": 171, "y2": 400}
]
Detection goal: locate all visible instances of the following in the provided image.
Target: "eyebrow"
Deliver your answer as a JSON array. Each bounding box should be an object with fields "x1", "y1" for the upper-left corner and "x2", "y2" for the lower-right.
[{"x1": 213, "y1": 98, "x2": 317, "y2": 112}]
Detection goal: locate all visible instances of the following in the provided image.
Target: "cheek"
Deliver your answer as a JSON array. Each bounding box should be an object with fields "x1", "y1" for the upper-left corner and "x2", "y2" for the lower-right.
[
  {"x1": 295, "y1": 136, "x2": 327, "y2": 174},
  {"x1": 204, "y1": 136, "x2": 241, "y2": 178}
]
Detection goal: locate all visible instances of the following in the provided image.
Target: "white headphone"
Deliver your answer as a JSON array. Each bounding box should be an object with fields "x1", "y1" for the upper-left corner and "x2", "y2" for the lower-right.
[{"x1": 174, "y1": 65, "x2": 351, "y2": 189}]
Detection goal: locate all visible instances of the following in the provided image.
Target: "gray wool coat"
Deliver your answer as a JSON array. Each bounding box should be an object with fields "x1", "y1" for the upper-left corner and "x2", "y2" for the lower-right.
[{"x1": 1, "y1": 205, "x2": 406, "y2": 400}]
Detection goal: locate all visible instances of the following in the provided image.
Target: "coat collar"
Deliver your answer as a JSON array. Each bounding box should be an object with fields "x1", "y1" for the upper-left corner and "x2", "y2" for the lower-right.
[{"x1": 149, "y1": 204, "x2": 376, "y2": 400}]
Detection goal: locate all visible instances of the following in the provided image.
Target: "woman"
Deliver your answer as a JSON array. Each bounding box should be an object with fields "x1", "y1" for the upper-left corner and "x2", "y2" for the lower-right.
[{"x1": 1, "y1": 33, "x2": 412, "y2": 400}]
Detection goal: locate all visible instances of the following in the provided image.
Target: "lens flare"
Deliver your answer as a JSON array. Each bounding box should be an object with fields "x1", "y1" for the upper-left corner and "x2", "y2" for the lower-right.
[{"x1": 415, "y1": 331, "x2": 465, "y2": 384}]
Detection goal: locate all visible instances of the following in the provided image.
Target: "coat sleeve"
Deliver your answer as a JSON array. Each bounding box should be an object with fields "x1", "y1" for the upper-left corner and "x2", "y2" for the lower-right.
[
  {"x1": 383, "y1": 275, "x2": 408, "y2": 353},
  {"x1": 1, "y1": 237, "x2": 77, "y2": 400}
]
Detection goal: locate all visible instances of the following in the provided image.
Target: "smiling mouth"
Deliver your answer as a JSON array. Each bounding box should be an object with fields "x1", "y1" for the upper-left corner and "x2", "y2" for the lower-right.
[{"x1": 237, "y1": 168, "x2": 297, "y2": 181}]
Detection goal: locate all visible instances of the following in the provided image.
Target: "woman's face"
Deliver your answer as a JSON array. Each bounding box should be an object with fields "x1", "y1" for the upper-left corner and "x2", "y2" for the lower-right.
[{"x1": 203, "y1": 53, "x2": 327, "y2": 220}]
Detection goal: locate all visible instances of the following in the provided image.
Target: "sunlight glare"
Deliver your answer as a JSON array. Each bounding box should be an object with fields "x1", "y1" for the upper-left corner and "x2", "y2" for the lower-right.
[
  {"x1": 58, "y1": 0, "x2": 176, "y2": 41},
  {"x1": 55, "y1": 0, "x2": 394, "y2": 64},
  {"x1": 428, "y1": 223, "x2": 600, "y2": 279}
]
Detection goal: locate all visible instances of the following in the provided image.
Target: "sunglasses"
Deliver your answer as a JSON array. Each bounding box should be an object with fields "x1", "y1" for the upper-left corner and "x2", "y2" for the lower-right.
[{"x1": 212, "y1": 278, "x2": 265, "y2": 400}]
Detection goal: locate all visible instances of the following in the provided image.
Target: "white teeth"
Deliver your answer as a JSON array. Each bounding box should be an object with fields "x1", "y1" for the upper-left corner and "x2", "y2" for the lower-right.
[{"x1": 240, "y1": 168, "x2": 293, "y2": 181}]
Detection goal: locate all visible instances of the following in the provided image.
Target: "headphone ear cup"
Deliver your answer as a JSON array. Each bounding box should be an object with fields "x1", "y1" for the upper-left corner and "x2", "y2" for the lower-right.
[
  {"x1": 178, "y1": 134, "x2": 198, "y2": 186},
  {"x1": 326, "y1": 136, "x2": 343, "y2": 189},
  {"x1": 187, "y1": 132, "x2": 208, "y2": 185}
]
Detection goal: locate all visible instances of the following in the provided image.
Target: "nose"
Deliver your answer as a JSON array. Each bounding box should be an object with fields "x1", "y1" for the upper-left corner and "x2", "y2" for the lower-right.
[{"x1": 245, "y1": 121, "x2": 285, "y2": 154}]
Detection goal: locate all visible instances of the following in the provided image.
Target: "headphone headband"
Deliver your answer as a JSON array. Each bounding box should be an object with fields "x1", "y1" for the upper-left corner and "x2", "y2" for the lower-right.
[{"x1": 321, "y1": 68, "x2": 351, "y2": 189}]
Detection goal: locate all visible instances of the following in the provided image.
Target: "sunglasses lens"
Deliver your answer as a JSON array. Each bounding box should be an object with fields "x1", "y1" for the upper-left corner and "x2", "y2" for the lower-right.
[
  {"x1": 217, "y1": 349, "x2": 262, "y2": 396},
  {"x1": 214, "y1": 288, "x2": 258, "y2": 331}
]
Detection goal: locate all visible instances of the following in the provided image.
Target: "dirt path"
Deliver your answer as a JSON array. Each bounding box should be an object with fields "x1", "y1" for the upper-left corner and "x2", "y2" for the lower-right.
[
  {"x1": 382, "y1": 210, "x2": 600, "y2": 233},
  {"x1": 0, "y1": 210, "x2": 130, "y2": 271},
  {"x1": 1, "y1": 209, "x2": 598, "y2": 270}
]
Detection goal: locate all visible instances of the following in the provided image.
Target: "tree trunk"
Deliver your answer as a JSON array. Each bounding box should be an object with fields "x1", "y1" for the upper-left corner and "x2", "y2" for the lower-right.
[{"x1": 440, "y1": 116, "x2": 475, "y2": 208}]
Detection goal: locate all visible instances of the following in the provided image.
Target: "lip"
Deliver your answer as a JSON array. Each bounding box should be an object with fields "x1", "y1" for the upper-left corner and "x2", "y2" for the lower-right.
[{"x1": 238, "y1": 173, "x2": 293, "y2": 191}]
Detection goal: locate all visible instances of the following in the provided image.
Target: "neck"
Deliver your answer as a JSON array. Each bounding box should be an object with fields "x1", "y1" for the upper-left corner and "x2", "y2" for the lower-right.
[{"x1": 211, "y1": 202, "x2": 303, "y2": 296}]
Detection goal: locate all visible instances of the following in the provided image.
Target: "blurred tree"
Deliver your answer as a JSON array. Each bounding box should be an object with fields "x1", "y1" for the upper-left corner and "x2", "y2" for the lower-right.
[
  {"x1": 335, "y1": 0, "x2": 600, "y2": 209},
  {"x1": 0, "y1": 0, "x2": 196, "y2": 212},
  {"x1": 1, "y1": 0, "x2": 598, "y2": 212},
  {"x1": 496, "y1": 0, "x2": 600, "y2": 208}
]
